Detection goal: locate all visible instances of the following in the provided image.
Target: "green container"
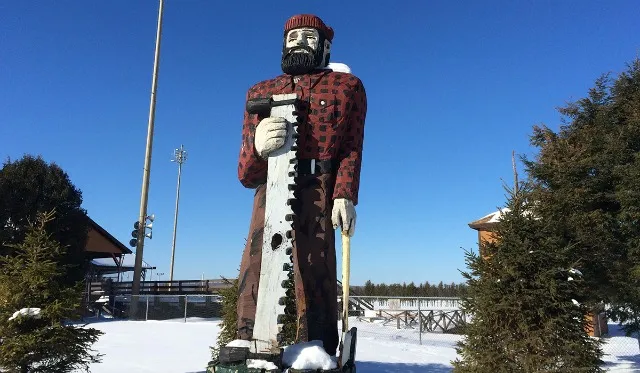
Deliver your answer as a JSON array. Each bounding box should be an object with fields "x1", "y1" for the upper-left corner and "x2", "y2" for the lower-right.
[
  {"x1": 207, "y1": 360, "x2": 281, "y2": 373},
  {"x1": 288, "y1": 368, "x2": 349, "y2": 373}
]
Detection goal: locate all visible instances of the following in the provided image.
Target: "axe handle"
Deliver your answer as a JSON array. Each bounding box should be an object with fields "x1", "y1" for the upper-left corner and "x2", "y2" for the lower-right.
[{"x1": 341, "y1": 231, "x2": 350, "y2": 333}]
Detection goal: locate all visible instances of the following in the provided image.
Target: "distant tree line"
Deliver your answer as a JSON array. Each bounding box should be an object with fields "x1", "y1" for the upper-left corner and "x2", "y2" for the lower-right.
[{"x1": 353, "y1": 280, "x2": 468, "y2": 297}]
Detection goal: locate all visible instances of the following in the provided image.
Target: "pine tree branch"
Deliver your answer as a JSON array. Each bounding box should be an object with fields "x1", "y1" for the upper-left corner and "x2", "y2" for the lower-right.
[{"x1": 512, "y1": 150, "x2": 519, "y2": 194}]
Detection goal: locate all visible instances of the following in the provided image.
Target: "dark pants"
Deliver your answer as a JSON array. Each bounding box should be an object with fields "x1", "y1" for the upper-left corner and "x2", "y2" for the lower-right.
[{"x1": 236, "y1": 173, "x2": 339, "y2": 355}]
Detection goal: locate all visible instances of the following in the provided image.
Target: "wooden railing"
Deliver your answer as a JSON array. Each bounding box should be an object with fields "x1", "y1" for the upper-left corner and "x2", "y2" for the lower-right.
[
  {"x1": 90, "y1": 279, "x2": 233, "y2": 296},
  {"x1": 357, "y1": 308, "x2": 468, "y2": 334},
  {"x1": 338, "y1": 280, "x2": 374, "y2": 311}
]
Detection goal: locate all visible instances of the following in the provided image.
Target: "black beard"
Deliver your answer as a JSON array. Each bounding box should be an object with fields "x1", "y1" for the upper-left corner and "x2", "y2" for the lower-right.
[{"x1": 281, "y1": 46, "x2": 321, "y2": 75}]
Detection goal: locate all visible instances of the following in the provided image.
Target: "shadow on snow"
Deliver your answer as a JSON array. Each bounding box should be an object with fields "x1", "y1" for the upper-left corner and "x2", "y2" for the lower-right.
[{"x1": 357, "y1": 361, "x2": 452, "y2": 373}]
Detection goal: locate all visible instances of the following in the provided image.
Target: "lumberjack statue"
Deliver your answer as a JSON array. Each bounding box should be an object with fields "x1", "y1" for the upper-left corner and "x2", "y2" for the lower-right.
[{"x1": 235, "y1": 13, "x2": 367, "y2": 361}]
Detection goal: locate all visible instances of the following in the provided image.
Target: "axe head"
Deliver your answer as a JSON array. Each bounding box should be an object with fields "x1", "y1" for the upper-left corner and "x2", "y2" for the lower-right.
[
  {"x1": 246, "y1": 97, "x2": 272, "y2": 117},
  {"x1": 339, "y1": 327, "x2": 357, "y2": 371}
]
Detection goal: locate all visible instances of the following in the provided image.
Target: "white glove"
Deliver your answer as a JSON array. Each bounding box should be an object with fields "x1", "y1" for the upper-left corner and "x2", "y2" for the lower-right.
[
  {"x1": 332, "y1": 198, "x2": 356, "y2": 236},
  {"x1": 254, "y1": 117, "x2": 287, "y2": 158}
]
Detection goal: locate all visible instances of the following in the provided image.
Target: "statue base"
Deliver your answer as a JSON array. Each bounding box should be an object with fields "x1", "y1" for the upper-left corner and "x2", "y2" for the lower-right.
[
  {"x1": 208, "y1": 328, "x2": 357, "y2": 373},
  {"x1": 207, "y1": 360, "x2": 356, "y2": 373},
  {"x1": 206, "y1": 360, "x2": 280, "y2": 373}
]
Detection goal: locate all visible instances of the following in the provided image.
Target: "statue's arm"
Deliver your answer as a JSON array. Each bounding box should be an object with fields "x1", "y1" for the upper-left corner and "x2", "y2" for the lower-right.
[
  {"x1": 332, "y1": 76, "x2": 367, "y2": 206},
  {"x1": 237, "y1": 89, "x2": 268, "y2": 188}
]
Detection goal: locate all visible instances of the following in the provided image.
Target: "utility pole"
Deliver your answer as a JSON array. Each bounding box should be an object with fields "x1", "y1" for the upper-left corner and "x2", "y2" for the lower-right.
[
  {"x1": 169, "y1": 144, "x2": 187, "y2": 281},
  {"x1": 131, "y1": 0, "x2": 165, "y2": 315}
]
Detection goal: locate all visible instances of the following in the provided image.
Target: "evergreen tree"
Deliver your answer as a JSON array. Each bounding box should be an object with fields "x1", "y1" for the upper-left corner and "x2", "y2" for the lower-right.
[
  {"x1": 363, "y1": 280, "x2": 375, "y2": 296},
  {"x1": 594, "y1": 59, "x2": 640, "y2": 338},
  {"x1": 523, "y1": 59, "x2": 640, "y2": 334},
  {"x1": 377, "y1": 283, "x2": 388, "y2": 296},
  {"x1": 210, "y1": 277, "x2": 239, "y2": 361},
  {"x1": 210, "y1": 270, "x2": 298, "y2": 362},
  {"x1": 406, "y1": 282, "x2": 417, "y2": 297},
  {"x1": 422, "y1": 281, "x2": 431, "y2": 296},
  {"x1": 0, "y1": 210, "x2": 103, "y2": 373},
  {"x1": 0, "y1": 155, "x2": 89, "y2": 285},
  {"x1": 452, "y1": 184, "x2": 603, "y2": 373}
]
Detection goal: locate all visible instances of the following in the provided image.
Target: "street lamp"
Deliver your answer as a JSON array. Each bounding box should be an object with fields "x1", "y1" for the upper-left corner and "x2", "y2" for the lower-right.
[{"x1": 169, "y1": 145, "x2": 187, "y2": 281}]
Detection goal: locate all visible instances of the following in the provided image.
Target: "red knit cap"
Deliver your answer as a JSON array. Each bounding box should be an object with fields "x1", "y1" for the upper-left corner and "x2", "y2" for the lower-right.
[{"x1": 284, "y1": 14, "x2": 334, "y2": 42}]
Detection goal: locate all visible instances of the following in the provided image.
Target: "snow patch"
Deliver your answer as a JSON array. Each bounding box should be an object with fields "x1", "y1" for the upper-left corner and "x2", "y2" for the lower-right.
[
  {"x1": 325, "y1": 62, "x2": 351, "y2": 74},
  {"x1": 226, "y1": 339, "x2": 251, "y2": 348},
  {"x1": 247, "y1": 359, "x2": 278, "y2": 370},
  {"x1": 569, "y1": 268, "x2": 583, "y2": 276},
  {"x1": 8, "y1": 308, "x2": 41, "y2": 321},
  {"x1": 71, "y1": 317, "x2": 639, "y2": 372},
  {"x1": 282, "y1": 340, "x2": 338, "y2": 370}
]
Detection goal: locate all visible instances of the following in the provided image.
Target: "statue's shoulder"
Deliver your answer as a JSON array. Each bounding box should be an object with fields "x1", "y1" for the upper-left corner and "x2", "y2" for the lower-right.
[
  {"x1": 323, "y1": 65, "x2": 365, "y2": 94},
  {"x1": 246, "y1": 75, "x2": 287, "y2": 97}
]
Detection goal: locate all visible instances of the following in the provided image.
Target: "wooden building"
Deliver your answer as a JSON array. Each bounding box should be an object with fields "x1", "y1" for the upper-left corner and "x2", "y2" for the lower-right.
[
  {"x1": 85, "y1": 217, "x2": 131, "y2": 261},
  {"x1": 82, "y1": 218, "x2": 157, "y2": 317},
  {"x1": 84, "y1": 217, "x2": 155, "y2": 281},
  {"x1": 468, "y1": 209, "x2": 608, "y2": 337},
  {"x1": 468, "y1": 209, "x2": 504, "y2": 259}
]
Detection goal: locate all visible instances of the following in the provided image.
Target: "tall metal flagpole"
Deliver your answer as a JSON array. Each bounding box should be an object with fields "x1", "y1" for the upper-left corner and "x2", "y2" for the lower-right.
[
  {"x1": 131, "y1": 0, "x2": 165, "y2": 312},
  {"x1": 169, "y1": 145, "x2": 187, "y2": 281}
]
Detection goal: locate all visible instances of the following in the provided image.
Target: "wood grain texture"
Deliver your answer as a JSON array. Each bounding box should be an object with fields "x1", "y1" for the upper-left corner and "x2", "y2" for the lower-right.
[{"x1": 251, "y1": 93, "x2": 298, "y2": 353}]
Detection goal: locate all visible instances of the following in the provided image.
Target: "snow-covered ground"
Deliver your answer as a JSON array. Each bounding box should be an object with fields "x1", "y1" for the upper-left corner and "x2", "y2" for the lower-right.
[{"x1": 75, "y1": 317, "x2": 640, "y2": 372}]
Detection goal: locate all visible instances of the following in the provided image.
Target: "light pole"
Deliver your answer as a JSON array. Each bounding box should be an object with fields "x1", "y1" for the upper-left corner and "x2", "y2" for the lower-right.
[
  {"x1": 169, "y1": 145, "x2": 187, "y2": 281},
  {"x1": 131, "y1": 0, "x2": 165, "y2": 315}
]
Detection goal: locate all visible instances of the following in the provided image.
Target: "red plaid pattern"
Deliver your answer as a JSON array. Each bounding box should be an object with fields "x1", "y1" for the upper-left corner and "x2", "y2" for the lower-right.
[{"x1": 237, "y1": 69, "x2": 367, "y2": 205}]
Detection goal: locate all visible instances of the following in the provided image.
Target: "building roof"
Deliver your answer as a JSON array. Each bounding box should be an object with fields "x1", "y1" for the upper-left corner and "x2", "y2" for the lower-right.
[
  {"x1": 91, "y1": 255, "x2": 154, "y2": 269},
  {"x1": 468, "y1": 208, "x2": 510, "y2": 231},
  {"x1": 468, "y1": 206, "x2": 538, "y2": 231},
  {"x1": 89, "y1": 254, "x2": 155, "y2": 275},
  {"x1": 86, "y1": 217, "x2": 132, "y2": 255}
]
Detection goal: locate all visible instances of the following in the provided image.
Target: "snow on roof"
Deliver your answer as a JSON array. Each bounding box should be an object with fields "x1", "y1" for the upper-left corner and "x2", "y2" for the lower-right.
[
  {"x1": 482, "y1": 208, "x2": 511, "y2": 223},
  {"x1": 90, "y1": 254, "x2": 154, "y2": 269},
  {"x1": 468, "y1": 208, "x2": 508, "y2": 230},
  {"x1": 469, "y1": 206, "x2": 538, "y2": 230}
]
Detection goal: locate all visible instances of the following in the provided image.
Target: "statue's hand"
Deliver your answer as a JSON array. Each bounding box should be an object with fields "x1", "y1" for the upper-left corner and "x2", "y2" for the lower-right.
[
  {"x1": 332, "y1": 198, "x2": 356, "y2": 237},
  {"x1": 254, "y1": 117, "x2": 287, "y2": 159}
]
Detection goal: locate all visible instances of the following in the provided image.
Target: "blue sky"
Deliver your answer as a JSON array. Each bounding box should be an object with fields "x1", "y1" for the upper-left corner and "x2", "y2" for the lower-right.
[{"x1": 1, "y1": 1, "x2": 639, "y2": 285}]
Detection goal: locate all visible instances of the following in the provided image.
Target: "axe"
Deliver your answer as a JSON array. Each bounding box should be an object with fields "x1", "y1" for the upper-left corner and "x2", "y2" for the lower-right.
[
  {"x1": 339, "y1": 230, "x2": 357, "y2": 371},
  {"x1": 246, "y1": 97, "x2": 299, "y2": 117}
]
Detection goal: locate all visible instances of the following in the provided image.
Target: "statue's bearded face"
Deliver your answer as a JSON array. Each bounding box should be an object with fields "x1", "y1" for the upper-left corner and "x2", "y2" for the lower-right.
[
  {"x1": 281, "y1": 27, "x2": 330, "y2": 75},
  {"x1": 286, "y1": 27, "x2": 320, "y2": 53}
]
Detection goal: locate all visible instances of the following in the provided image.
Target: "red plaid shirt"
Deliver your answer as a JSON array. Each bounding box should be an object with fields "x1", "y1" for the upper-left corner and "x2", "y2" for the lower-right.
[{"x1": 237, "y1": 69, "x2": 367, "y2": 205}]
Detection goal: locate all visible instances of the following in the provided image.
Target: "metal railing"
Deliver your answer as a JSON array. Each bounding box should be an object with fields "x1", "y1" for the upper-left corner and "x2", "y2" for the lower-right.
[
  {"x1": 94, "y1": 294, "x2": 223, "y2": 322},
  {"x1": 339, "y1": 296, "x2": 640, "y2": 363},
  {"x1": 338, "y1": 296, "x2": 467, "y2": 345},
  {"x1": 87, "y1": 293, "x2": 639, "y2": 363}
]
